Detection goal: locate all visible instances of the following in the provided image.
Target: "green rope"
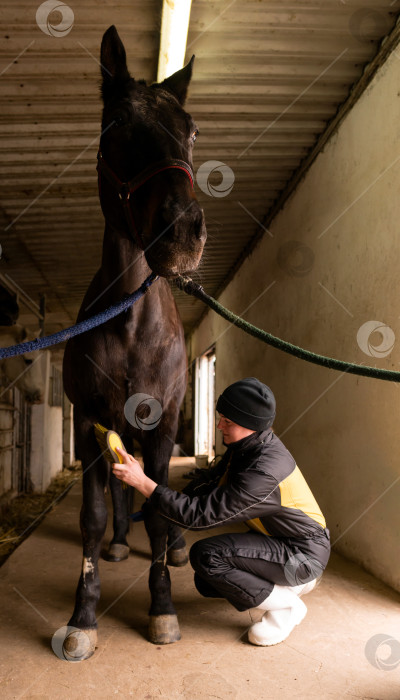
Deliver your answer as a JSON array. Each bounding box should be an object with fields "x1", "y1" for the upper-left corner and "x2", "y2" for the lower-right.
[{"x1": 175, "y1": 277, "x2": 400, "y2": 383}]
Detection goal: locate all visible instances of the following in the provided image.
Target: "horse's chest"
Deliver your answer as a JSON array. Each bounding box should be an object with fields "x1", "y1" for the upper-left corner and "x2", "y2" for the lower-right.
[{"x1": 98, "y1": 328, "x2": 183, "y2": 379}]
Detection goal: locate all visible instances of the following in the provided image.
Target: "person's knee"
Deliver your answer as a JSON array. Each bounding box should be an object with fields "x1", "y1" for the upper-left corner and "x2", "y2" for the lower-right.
[
  {"x1": 189, "y1": 538, "x2": 222, "y2": 575},
  {"x1": 189, "y1": 539, "x2": 206, "y2": 571}
]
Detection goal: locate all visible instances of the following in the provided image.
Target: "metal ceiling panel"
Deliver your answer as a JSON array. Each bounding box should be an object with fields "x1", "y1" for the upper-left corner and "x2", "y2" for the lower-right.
[{"x1": 0, "y1": 0, "x2": 399, "y2": 358}]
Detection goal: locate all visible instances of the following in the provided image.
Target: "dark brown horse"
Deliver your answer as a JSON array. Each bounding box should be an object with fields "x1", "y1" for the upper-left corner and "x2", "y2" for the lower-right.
[{"x1": 62, "y1": 25, "x2": 206, "y2": 660}]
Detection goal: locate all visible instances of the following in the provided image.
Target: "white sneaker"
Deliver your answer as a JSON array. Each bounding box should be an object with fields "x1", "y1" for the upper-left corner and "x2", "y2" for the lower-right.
[
  {"x1": 248, "y1": 584, "x2": 308, "y2": 647},
  {"x1": 248, "y1": 598, "x2": 307, "y2": 646}
]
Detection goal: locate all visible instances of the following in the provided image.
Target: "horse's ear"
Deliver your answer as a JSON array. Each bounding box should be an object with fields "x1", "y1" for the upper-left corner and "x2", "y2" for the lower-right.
[
  {"x1": 100, "y1": 25, "x2": 131, "y2": 100},
  {"x1": 160, "y1": 55, "x2": 195, "y2": 105}
]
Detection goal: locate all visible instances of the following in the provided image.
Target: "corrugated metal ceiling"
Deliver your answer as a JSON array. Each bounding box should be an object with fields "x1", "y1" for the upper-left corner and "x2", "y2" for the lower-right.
[{"x1": 1, "y1": 1, "x2": 399, "y2": 360}]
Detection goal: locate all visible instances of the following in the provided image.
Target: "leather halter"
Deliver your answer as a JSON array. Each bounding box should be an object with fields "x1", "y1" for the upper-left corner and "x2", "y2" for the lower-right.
[{"x1": 96, "y1": 150, "x2": 194, "y2": 249}]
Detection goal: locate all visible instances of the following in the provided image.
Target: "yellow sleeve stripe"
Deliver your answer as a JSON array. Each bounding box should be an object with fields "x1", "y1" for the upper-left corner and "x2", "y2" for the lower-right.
[
  {"x1": 246, "y1": 518, "x2": 271, "y2": 535},
  {"x1": 279, "y1": 465, "x2": 326, "y2": 529},
  {"x1": 218, "y1": 471, "x2": 228, "y2": 486},
  {"x1": 218, "y1": 453, "x2": 233, "y2": 486}
]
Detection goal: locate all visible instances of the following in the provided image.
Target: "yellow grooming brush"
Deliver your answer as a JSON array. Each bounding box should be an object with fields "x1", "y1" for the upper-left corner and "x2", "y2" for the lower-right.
[
  {"x1": 94, "y1": 423, "x2": 126, "y2": 463},
  {"x1": 94, "y1": 423, "x2": 128, "y2": 488}
]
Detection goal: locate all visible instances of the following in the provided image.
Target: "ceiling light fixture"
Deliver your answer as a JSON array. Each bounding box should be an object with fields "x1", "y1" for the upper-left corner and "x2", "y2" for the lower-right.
[{"x1": 157, "y1": 0, "x2": 193, "y2": 82}]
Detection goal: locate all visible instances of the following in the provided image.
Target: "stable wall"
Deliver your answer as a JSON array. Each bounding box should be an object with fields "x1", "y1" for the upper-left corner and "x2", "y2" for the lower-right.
[
  {"x1": 30, "y1": 351, "x2": 63, "y2": 492},
  {"x1": 189, "y1": 48, "x2": 400, "y2": 591}
]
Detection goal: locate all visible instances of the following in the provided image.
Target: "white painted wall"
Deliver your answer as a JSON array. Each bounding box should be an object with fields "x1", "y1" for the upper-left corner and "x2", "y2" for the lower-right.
[
  {"x1": 190, "y1": 49, "x2": 400, "y2": 591},
  {"x1": 30, "y1": 351, "x2": 63, "y2": 492}
]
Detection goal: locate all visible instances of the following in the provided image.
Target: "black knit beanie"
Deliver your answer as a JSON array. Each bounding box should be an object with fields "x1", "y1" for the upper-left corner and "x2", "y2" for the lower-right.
[{"x1": 216, "y1": 377, "x2": 276, "y2": 431}]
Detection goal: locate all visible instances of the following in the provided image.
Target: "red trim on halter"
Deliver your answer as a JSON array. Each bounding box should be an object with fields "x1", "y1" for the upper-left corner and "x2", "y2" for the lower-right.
[
  {"x1": 129, "y1": 164, "x2": 194, "y2": 193},
  {"x1": 96, "y1": 151, "x2": 194, "y2": 250}
]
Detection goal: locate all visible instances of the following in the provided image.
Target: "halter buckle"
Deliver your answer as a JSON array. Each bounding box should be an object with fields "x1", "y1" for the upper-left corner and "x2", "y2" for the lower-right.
[{"x1": 119, "y1": 183, "x2": 131, "y2": 201}]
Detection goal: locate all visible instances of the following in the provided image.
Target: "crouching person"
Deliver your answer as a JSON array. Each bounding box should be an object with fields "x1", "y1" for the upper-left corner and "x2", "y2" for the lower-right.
[{"x1": 112, "y1": 377, "x2": 330, "y2": 646}]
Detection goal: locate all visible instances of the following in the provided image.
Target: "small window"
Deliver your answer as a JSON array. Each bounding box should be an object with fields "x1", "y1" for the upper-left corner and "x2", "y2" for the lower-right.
[{"x1": 194, "y1": 349, "x2": 216, "y2": 460}]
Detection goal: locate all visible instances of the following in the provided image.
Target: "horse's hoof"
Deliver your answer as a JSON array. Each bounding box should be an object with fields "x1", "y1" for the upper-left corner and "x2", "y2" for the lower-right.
[
  {"x1": 167, "y1": 546, "x2": 189, "y2": 567},
  {"x1": 104, "y1": 543, "x2": 130, "y2": 562},
  {"x1": 62, "y1": 628, "x2": 97, "y2": 661},
  {"x1": 148, "y1": 615, "x2": 181, "y2": 644}
]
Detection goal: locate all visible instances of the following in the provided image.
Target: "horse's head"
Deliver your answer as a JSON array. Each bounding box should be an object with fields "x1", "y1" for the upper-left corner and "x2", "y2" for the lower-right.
[{"x1": 98, "y1": 25, "x2": 207, "y2": 277}]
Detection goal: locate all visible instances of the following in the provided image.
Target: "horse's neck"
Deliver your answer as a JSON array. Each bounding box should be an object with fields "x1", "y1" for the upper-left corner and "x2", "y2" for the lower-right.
[
  {"x1": 100, "y1": 224, "x2": 152, "y2": 299},
  {"x1": 95, "y1": 223, "x2": 180, "y2": 334}
]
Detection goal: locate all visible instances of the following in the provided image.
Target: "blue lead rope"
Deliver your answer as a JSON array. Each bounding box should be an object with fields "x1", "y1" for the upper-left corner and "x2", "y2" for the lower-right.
[
  {"x1": 129, "y1": 511, "x2": 145, "y2": 522},
  {"x1": 0, "y1": 273, "x2": 159, "y2": 359},
  {"x1": 3, "y1": 269, "x2": 398, "y2": 383}
]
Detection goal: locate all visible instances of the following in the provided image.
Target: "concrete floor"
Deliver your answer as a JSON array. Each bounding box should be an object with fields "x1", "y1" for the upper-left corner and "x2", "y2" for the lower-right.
[{"x1": 1, "y1": 457, "x2": 400, "y2": 700}]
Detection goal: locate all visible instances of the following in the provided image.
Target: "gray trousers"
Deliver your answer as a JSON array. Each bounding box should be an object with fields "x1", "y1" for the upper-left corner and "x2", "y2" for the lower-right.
[{"x1": 189, "y1": 529, "x2": 331, "y2": 612}]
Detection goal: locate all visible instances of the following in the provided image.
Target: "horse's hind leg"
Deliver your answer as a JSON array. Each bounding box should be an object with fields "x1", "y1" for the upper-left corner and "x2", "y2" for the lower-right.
[
  {"x1": 62, "y1": 420, "x2": 108, "y2": 661},
  {"x1": 167, "y1": 523, "x2": 189, "y2": 567}
]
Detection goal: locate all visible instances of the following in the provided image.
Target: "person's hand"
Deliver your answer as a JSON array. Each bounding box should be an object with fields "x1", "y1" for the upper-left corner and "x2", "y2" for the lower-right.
[{"x1": 112, "y1": 447, "x2": 158, "y2": 497}]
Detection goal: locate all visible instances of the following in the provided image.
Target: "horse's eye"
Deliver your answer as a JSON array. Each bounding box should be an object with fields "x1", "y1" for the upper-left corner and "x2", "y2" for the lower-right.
[
  {"x1": 191, "y1": 128, "x2": 199, "y2": 143},
  {"x1": 114, "y1": 115, "x2": 126, "y2": 128}
]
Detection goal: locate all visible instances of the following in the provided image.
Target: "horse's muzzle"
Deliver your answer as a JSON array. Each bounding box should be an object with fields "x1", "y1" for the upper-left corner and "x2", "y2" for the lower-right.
[{"x1": 145, "y1": 202, "x2": 207, "y2": 276}]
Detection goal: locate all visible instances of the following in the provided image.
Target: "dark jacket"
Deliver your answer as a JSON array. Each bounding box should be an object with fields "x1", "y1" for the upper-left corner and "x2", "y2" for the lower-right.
[{"x1": 150, "y1": 429, "x2": 328, "y2": 540}]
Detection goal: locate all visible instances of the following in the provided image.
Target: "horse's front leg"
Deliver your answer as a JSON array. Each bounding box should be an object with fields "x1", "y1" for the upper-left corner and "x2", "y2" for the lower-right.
[
  {"x1": 62, "y1": 425, "x2": 108, "y2": 661},
  {"x1": 144, "y1": 506, "x2": 181, "y2": 644},
  {"x1": 142, "y1": 431, "x2": 186, "y2": 644},
  {"x1": 104, "y1": 471, "x2": 133, "y2": 562}
]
